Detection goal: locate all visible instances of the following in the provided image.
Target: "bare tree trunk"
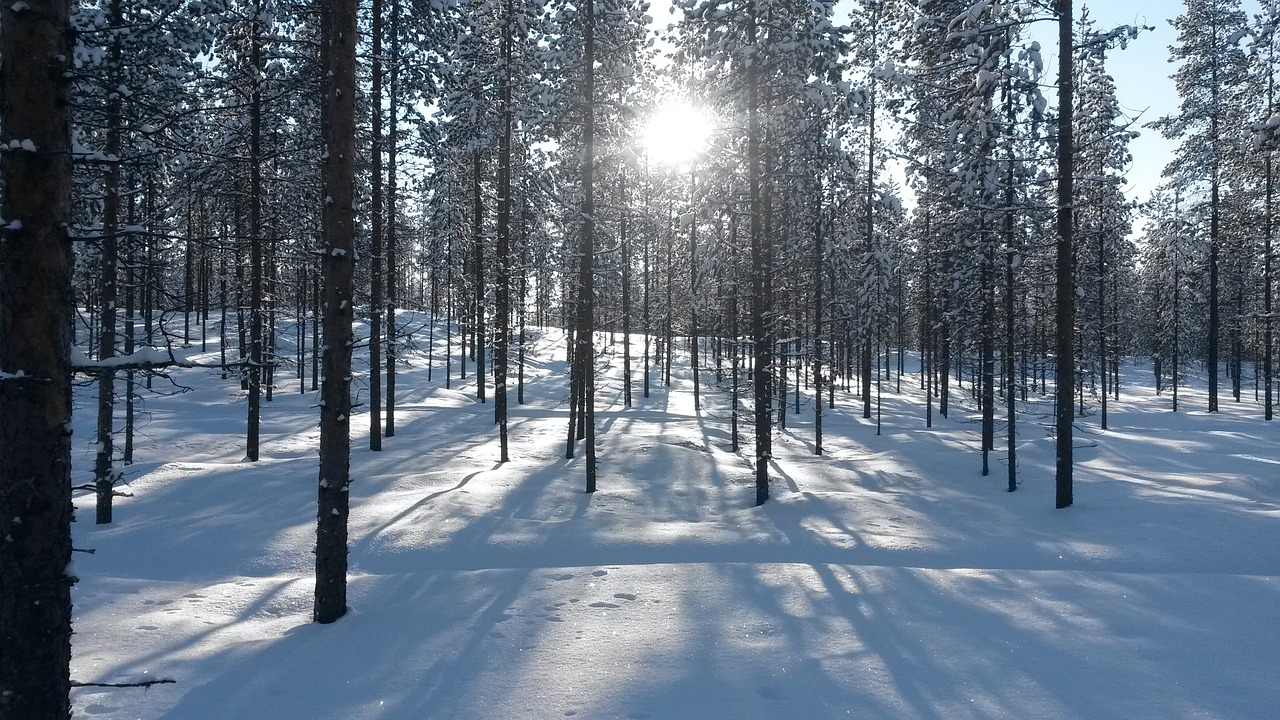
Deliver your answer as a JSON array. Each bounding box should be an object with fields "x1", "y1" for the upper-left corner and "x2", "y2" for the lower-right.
[
  {"x1": 621, "y1": 170, "x2": 633, "y2": 408},
  {"x1": 368, "y1": 0, "x2": 385, "y2": 451},
  {"x1": 572, "y1": 0, "x2": 598, "y2": 492},
  {"x1": 861, "y1": 41, "x2": 877, "y2": 421},
  {"x1": 982, "y1": 239, "x2": 995, "y2": 476},
  {"x1": 813, "y1": 181, "x2": 823, "y2": 455},
  {"x1": 0, "y1": 0, "x2": 75, "y2": 712},
  {"x1": 315, "y1": 0, "x2": 357, "y2": 624},
  {"x1": 95, "y1": 0, "x2": 125, "y2": 523},
  {"x1": 473, "y1": 148, "x2": 486, "y2": 404},
  {"x1": 747, "y1": 1, "x2": 771, "y2": 506},
  {"x1": 1266, "y1": 146, "x2": 1274, "y2": 421},
  {"x1": 1005, "y1": 146, "x2": 1018, "y2": 493},
  {"x1": 124, "y1": 190, "x2": 137, "y2": 465},
  {"x1": 386, "y1": 0, "x2": 401, "y2": 437},
  {"x1": 494, "y1": 0, "x2": 514, "y2": 463},
  {"x1": 245, "y1": 2, "x2": 266, "y2": 461},
  {"x1": 689, "y1": 172, "x2": 700, "y2": 411},
  {"x1": 1055, "y1": 0, "x2": 1075, "y2": 509}
]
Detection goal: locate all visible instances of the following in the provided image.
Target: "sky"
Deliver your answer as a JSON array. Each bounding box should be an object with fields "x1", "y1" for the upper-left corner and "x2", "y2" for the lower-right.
[
  {"x1": 1079, "y1": 0, "x2": 1183, "y2": 205},
  {"x1": 653, "y1": 1, "x2": 1246, "y2": 209}
]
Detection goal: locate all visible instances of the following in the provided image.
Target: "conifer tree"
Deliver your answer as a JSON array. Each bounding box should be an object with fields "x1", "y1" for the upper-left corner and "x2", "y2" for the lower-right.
[
  {"x1": 1156, "y1": 0, "x2": 1249, "y2": 413},
  {"x1": 0, "y1": 0, "x2": 76, "y2": 713}
]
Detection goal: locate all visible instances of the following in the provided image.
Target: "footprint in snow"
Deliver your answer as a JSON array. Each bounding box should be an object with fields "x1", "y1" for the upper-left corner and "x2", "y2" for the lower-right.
[
  {"x1": 552, "y1": 573, "x2": 575, "y2": 581},
  {"x1": 591, "y1": 570, "x2": 608, "y2": 577},
  {"x1": 613, "y1": 593, "x2": 637, "y2": 601},
  {"x1": 588, "y1": 602, "x2": 620, "y2": 609}
]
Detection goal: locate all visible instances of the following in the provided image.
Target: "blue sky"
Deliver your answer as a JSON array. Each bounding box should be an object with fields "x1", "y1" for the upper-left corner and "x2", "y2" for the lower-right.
[{"x1": 1082, "y1": 0, "x2": 1182, "y2": 204}]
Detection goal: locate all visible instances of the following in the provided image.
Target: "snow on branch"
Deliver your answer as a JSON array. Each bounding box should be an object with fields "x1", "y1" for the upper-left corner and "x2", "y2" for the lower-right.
[{"x1": 70, "y1": 346, "x2": 229, "y2": 373}]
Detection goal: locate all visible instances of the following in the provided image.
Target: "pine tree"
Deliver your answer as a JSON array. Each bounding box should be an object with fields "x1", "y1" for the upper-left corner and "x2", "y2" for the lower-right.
[
  {"x1": 1075, "y1": 12, "x2": 1137, "y2": 431},
  {"x1": 1156, "y1": 0, "x2": 1249, "y2": 413},
  {"x1": 315, "y1": 0, "x2": 358, "y2": 625},
  {"x1": 1056, "y1": 0, "x2": 1076, "y2": 509},
  {"x1": 0, "y1": 0, "x2": 76, "y2": 713},
  {"x1": 1249, "y1": 1, "x2": 1279, "y2": 420}
]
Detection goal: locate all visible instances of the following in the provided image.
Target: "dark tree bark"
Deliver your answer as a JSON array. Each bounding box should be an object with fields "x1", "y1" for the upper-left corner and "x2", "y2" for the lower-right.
[
  {"x1": 1097, "y1": 196, "x2": 1107, "y2": 430},
  {"x1": 95, "y1": 0, "x2": 124, "y2": 524},
  {"x1": 315, "y1": 0, "x2": 358, "y2": 624},
  {"x1": 1055, "y1": 0, "x2": 1076, "y2": 509},
  {"x1": 1267, "y1": 134, "x2": 1274, "y2": 422},
  {"x1": 621, "y1": 170, "x2": 633, "y2": 408},
  {"x1": 473, "y1": 147, "x2": 486, "y2": 404},
  {"x1": 982, "y1": 236, "x2": 995, "y2": 475},
  {"x1": 246, "y1": 1, "x2": 265, "y2": 461},
  {"x1": 385, "y1": 0, "x2": 400, "y2": 437},
  {"x1": 0, "y1": 0, "x2": 76, "y2": 713},
  {"x1": 862, "y1": 36, "x2": 877, "y2": 421},
  {"x1": 494, "y1": 0, "x2": 514, "y2": 463},
  {"x1": 369, "y1": 0, "x2": 385, "y2": 451},
  {"x1": 1005, "y1": 123, "x2": 1018, "y2": 493},
  {"x1": 747, "y1": 1, "x2": 771, "y2": 506},
  {"x1": 690, "y1": 172, "x2": 700, "y2": 412},
  {"x1": 572, "y1": 0, "x2": 598, "y2": 492},
  {"x1": 813, "y1": 181, "x2": 823, "y2": 456}
]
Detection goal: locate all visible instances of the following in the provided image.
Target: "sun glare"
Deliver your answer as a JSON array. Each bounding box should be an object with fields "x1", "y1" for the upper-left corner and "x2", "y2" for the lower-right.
[{"x1": 642, "y1": 102, "x2": 713, "y2": 166}]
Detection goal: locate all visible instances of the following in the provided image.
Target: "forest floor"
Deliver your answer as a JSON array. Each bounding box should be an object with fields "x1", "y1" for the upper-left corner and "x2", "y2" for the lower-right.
[{"x1": 68, "y1": 319, "x2": 1280, "y2": 719}]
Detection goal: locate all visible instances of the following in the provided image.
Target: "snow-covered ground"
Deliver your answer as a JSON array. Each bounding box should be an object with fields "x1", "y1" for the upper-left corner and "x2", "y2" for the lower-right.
[{"x1": 69, "y1": 321, "x2": 1280, "y2": 719}]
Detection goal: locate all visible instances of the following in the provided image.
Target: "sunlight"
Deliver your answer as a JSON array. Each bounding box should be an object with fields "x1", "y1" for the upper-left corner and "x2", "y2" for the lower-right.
[{"x1": 641, "y1": 102, "x2": 712, "y2": 166}]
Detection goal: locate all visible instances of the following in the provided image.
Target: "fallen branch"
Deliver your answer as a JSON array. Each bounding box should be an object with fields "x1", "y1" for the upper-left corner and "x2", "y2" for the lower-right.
[{"x1": 72, "y1": 678, "x2": 176, "y2": 690}]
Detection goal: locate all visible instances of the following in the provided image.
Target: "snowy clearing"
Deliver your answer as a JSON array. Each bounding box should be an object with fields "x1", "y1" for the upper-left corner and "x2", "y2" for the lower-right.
[{"x1": 70, "y1": 323, "x2": 1279, "y2": 719}]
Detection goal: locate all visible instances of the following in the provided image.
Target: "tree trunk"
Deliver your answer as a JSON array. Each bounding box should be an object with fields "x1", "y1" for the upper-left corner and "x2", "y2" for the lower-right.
[
  {"x1": 1266, "y1": 146, "x2": 1274, "y2": 421},
  {"x1": 813, "y1": 180, "x2": 823, "y2": 455},
  {"x1": 621, "y1": 170, "x2": 633, "y2": 408},
  {"x1": 315, "y1": 0, "x2": 357, "y2": 625},
  {"x1": 368, "y1": 0, "x2": 385, "y2": 451},
  {"x1": 690, "y1": 172, "x2": 700, "y2": 411},
  {"x1": 495, "y1": 0, "x2": 514, "y2": 463},
  {"x1": 748, "y1": 0, "x2": 771, "y2": 505},
  {"x1": 573, "y1": 0, "x2": 598, "y2": 492},
  {"x1": 246, "y1": 2, "x2": 265, "y2": 461},
  {"x1": 1055, "y1": 0, "x2": 1075, "y2": 509},
  {"x1": 0, "y1": 0, "x2": 76, "y2": 711},
  {"x1": 385, "y1": 0, "x2": 400, "y2": 437},
  {"x1": 473, "y1": 148, "x2": 486, "y2": 404}
]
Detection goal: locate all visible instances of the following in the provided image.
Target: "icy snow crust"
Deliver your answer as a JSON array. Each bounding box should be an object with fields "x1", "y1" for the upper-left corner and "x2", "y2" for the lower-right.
[{"x1": 71, "y1": 323, "x2": 1279, "y2": 719}]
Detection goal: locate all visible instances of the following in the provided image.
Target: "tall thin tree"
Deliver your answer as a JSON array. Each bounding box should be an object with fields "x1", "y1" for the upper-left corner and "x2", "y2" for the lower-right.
[
  {"x1": 0, "y1": 0, "x2": 76, "y2": 713},
  {"x1": 1055, "y1": 0, "x2": 1076, "y2": 509},
  {"x1": 315, "y1": 0, "x2": 358, "y2": 624}
]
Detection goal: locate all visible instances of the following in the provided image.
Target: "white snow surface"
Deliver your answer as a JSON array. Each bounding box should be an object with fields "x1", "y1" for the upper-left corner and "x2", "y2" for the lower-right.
[{"x1": 70, "y1": 322, "x2": 1279, "y2": 719}]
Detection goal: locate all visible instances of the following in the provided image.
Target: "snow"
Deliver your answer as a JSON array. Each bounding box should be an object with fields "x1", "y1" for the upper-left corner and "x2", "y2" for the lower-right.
[
  {"x1": 71, "y1": 346, "x2": 181, "y2": 369},
  {"x1": 69, "y1": 320, "x2": 1280, "y2": 719}
]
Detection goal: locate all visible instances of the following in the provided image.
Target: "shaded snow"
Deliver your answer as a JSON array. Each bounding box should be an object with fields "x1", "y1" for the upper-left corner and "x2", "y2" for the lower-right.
[{"x1": 70, "y1": 322, "x2": 1280, "y2": 719}]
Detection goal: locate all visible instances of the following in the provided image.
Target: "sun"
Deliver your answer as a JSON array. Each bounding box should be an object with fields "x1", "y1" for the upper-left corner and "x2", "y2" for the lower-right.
[{"x1": 642, "y1": 102, "x2": 713, "y2": 166}]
